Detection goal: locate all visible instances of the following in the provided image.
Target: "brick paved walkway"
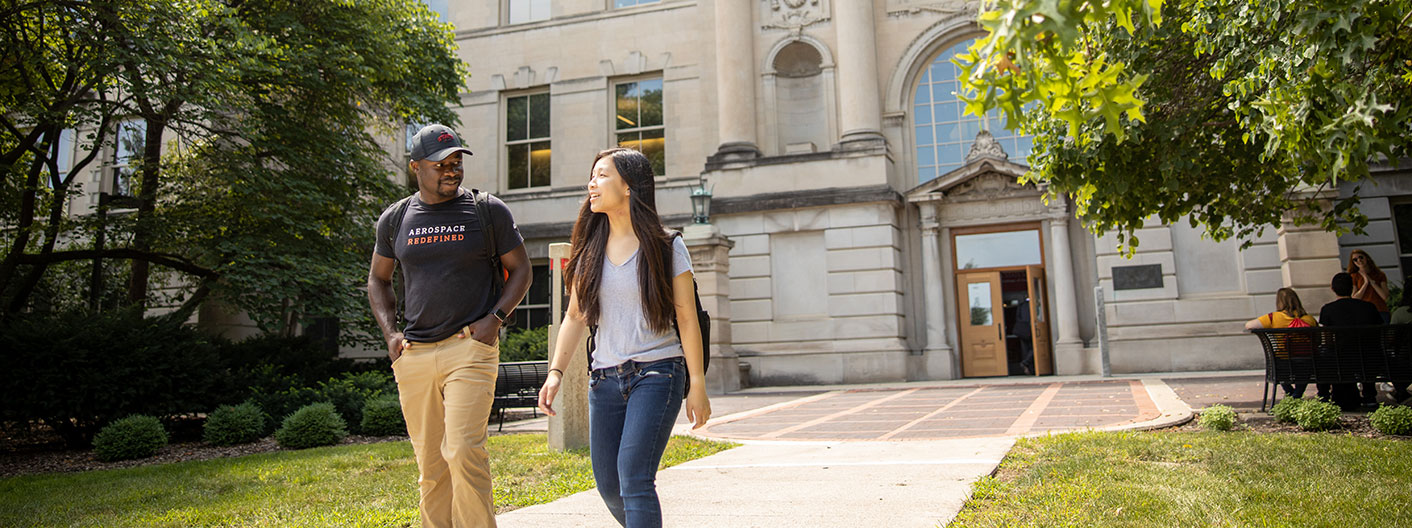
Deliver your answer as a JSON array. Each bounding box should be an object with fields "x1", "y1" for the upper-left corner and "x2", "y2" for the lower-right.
[
  {"x1": 696, "y1": 379, "x2": 1162, "y2": 441},
  {"x1": 1162, "y1": 375, "x2": 1266, "y2": 411}
]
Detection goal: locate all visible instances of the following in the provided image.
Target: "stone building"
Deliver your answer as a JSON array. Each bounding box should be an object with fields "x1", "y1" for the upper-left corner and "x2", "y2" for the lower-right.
[{"x1": 397, "y1": 0, "x2": 1412, "y2": 391}]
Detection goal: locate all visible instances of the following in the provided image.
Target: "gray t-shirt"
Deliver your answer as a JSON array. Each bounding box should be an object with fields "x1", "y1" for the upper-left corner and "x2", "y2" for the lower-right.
[
  {"x1": 374, "y1": 188, "x2": 523, "y2": 343},
  {"x1": 592, "y1": 236, "x2": 694, "y2": 370}
]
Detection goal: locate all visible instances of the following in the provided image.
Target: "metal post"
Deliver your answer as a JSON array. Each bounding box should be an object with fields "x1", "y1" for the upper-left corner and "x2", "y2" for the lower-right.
[{"x1": 1096, "y1": 285, "x2": 1111, "y2": 377}]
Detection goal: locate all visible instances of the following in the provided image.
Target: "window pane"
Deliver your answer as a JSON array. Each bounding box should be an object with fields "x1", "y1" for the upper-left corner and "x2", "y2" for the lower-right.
[
  {"x1": 914, "y1": 105, "x2": 931, "y2": 125},
  {"x1": 508, "y1": 0, "x2": 529, "y2": 24},
  {"x1": 616, "y1": 83, "x2": 635, "y2": 130},
  {"x1": 56, "y1": 129, "x2": 75, "y2": 174},
  {"x1": 507, "y1": 96, "x2": 527, "y2": 141},
  {"x1": 639, "y1": 79, "x2": 663, "y2": 127},
  {"x1": 530, "y1": 0, "x2": 550, "y2": 20},
  {"x1": 528, "y1": 264, "x2": 550, "y2": 304},
  {"x1": 914, "y1": 125, "x2": 933, "y2": 146},
  {"x1": 640, "y1": 128, "x2": 664, "y2": 176},
  {"x1": 529, "y1": 93, "x2": 550, "y2": 138},
  {"x1": 507, "y1": 143, "x2": 528, "y2": 189},
  {"x1": 116, "y1": 120, "x2": 145, "y2": 161},
  {"x1": 529, "y1": 140, "x2": 551, "y2": 187},
  {"x1": 968, "y1": 282, "x2": 993, "y2": 326},
  {"x1": 1395, "y1": 203, "x2": 1412, "y2": 254},
  {"x1": 955, "y1": 230, "x2": 1042, "y2": 270},
  {"x1": 617, "y1": 131, "x2": 639, "y2": 150}
]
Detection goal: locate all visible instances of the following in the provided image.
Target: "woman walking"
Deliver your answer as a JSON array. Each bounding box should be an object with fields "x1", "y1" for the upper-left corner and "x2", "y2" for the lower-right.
[{"x1": 538, "y1": 148, "x2": 711, "y2": 528}]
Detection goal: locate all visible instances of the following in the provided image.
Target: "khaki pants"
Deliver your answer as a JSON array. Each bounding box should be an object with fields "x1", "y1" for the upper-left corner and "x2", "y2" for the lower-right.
[{"x1": 393, "y1": 328, "x2": 500, "y2": 528}]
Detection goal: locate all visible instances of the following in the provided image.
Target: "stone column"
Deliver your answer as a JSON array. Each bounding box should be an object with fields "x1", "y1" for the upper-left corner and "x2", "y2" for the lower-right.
[
  {"x1": 833, "y1": 0, "x2": 885, "y2": 148},
  {"x1": 682, "y1": 222, "x2": 739, "y2": 394},
  {"x1": 1278, "y1": 197, "x2": 1343, "y2": 309},
  {"x1": 918, "y1": 201, "x2": 956, "y2": 378},
  {"x1": 710, "y1": 0, "x2": 761, "y2": 161},
  {"x1": 1049, "y1": 211, "x2": 1084, "y2": 365},
  {"x1": 547, "y1": 243, "x2": 589, "y2": 451}
]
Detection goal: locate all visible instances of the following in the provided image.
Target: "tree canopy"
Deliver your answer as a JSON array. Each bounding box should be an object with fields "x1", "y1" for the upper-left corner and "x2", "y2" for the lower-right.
[
  {"x1": 1, "y1": 0, "x2": 466, "y2": 345},
  {"x1": 957, "y1": 0, "x2": 1412, "y2": 251}
]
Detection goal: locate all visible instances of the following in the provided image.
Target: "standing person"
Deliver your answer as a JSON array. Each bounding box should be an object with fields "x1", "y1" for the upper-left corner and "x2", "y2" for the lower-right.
[
  {"x1": 367, "y1": 124, "x2": 532, "y2": 528},
  {"x1": 1244, "y1": 287, "x2": 1319, "y2": 398},
  {"x1": 537, "y1": 148, "x2": 711, "y2": 528},
  {"x1": 1317, "y1": 272, "x2": 1383, "y2": 410},
  {"x1": 1347, "y1": 249, "x2": 1391, "y2": 323},
  {"x1": 1014, "y1": 297, "x2": 1034, "y2": 375}
]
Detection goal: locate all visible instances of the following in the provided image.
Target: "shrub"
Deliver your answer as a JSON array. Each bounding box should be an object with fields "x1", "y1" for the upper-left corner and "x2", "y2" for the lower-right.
[
  {"x1": 1294, "y1": 399, "x2": 1341, "y2": 431},
  {"x1": 203, "y1": 402, "x2": 267, "y2": 446},
  {"x1": 500, "y1": 326, "x2": 549, "y2": 362},
  {"x1": 249, "y1": 385, "x2": 321, "y2": 435},
  {"x1": 1198, "y1": 404, "x2": 1238, "y2": 431},
  {"x1": 92, "y1": 415, "x2": 168, "y2": 462},
  {"x1": 313, "y1": 371, "x2": 395, "y2": 434},
  {"x1": 360, "y1": 395, "x2": 407, "y2": 436},
  {"x1": 1370, "y1": 405, "x2": 1412, "y2": 436},
  {"x1": 0, "y1": 308, "x2": 226, "y2": 447},
  {"x1": 275, "y1": 403, "x2": 347, "y2": 449},
  {"x1": 1270, "y1": 397, "x2": 1306, "y2": 424}
]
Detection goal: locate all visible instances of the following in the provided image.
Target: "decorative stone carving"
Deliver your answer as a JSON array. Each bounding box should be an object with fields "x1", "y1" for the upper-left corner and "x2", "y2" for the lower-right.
[
  {"x1": 943, "y1": 172, "x2": 1033, "y2": 203},
  {"x1": 964, "y1": 129, "x2": 1008, "y2": 163},
  {"x1": 763, "y1": 0, "x2": 828, "y2": 32}
]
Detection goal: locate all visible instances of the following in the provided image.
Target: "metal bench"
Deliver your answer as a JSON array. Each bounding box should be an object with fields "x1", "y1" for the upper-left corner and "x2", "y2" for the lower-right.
[
  {"x1": 492, "y1": 360, "x2": 549, "y2": 431},
  {"x1": 1251, "y1": 324, "x2": 1412, "y2": 411}
]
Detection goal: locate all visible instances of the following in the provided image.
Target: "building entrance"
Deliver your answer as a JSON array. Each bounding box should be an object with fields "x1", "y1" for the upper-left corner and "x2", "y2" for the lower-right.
[{"x1": 953, "y1": 226, "x2": 1053, "y2": 377}]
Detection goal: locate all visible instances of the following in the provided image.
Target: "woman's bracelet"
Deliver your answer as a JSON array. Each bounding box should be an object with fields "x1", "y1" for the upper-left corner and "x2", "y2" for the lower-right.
[{"x1": 549, "y1": 368, "x2": 564, "y2": 377}]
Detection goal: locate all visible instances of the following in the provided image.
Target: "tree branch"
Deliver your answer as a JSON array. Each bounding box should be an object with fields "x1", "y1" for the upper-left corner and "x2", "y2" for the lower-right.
[{"x1": 16, "y1": 249, "x2": 217, "y2": 279}]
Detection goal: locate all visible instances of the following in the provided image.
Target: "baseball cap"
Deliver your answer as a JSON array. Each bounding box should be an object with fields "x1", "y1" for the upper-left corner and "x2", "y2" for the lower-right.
[{"x1": 409, "y1": 124, "x2": 474, "y2": 162}]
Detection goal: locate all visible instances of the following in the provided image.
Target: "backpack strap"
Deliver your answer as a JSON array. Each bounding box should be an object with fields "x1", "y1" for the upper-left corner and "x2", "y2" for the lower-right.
[
  {"x1": 472, "y1": 189, "x2": 509, "y2": 322},
  {"x1": 384, "y1": 193, "x2": 417, "y2": 260}
]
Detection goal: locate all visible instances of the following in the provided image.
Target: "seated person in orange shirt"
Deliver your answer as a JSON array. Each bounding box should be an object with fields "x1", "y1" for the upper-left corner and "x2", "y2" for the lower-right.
[{"x1": 1246, "y1": 287, "x2": 1318, "y2": 398}]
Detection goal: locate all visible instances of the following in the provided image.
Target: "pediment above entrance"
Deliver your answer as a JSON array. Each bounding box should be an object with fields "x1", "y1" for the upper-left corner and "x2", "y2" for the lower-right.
[{"x1": 905, "y1": 130, "x2": 1039, "y2": 204}]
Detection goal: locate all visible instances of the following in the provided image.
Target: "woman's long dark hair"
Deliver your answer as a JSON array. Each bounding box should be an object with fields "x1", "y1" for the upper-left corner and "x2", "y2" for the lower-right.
[{"x1": 564, "y1": 148, "x2": 677, "y2": 333}]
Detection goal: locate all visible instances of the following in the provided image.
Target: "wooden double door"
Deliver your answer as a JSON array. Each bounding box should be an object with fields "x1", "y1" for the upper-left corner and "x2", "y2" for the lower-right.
[{"x1": 956, "y1": 265, "x2": 1053, "y2": 377}]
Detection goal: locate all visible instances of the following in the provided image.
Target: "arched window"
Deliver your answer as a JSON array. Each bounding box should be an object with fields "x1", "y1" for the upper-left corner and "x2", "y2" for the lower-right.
[{"x1": 913, "y1": 38, "x2": 1034, "y2": 183}]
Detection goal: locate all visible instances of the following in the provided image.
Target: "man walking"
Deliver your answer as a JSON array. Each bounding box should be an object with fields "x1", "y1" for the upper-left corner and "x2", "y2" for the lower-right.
[{"x1": 368, "y1": 124, "x2": 531, "y2": 527}]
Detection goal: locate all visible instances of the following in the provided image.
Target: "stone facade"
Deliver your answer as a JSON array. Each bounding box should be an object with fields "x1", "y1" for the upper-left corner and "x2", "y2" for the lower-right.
[{"x1": 393, "y1": 0, "x2": 1410, "y2": 386}]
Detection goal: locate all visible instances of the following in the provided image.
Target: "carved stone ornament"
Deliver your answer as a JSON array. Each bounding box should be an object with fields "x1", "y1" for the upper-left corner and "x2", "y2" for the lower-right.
[
  {"x1": 943, "y1": 173, "x2": 1033, "y2": 203},
  {"x1": 764, "y1": 0, "x2": 827, "y2": 32},
  {"x1": 964, "y1": 129, "x2": 1009, "y2": 164}
]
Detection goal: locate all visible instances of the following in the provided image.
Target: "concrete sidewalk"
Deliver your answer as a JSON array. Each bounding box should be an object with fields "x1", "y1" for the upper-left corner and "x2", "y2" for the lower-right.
[
  {"x1": 496, "y1": 437, "x2": 1014, "y2": 528},
  {"x1": 493, "y1": 371, "x2": 1213, "y2": 527}
]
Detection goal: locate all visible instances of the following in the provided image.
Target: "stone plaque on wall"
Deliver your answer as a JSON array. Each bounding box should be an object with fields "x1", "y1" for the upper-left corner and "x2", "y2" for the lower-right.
[{"x1": 1112, "y1": 264, "x2": 1163, "y2": 290}]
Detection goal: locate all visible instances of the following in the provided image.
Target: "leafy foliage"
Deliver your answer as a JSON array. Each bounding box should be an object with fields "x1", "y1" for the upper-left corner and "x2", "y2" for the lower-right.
[
  {"x1": 92, "y1": 415, "x2": 168, "y2": 462},
  {"x1": 275, "y1": 402, "x2": 347, "y2": 449},
  {"x1": 203, "y1": 402, "x2": 268, "y2": 446},
  {"x1": 958, "y1": 0, "x2": 1411, "y2": 251},
  {"x1": 1198, "y1": 404, "x2": 1237, "y2": 431},
  {"x1": 359, "y1": 394, "x2": 407, "y2": 436},
  {"x1": 1270, "y1": 396, "x2": 1307, "y2": 424},
  {"x1": 1, "y1": 0, "x2": 468, "y2": 345},
  {"x1": 1369, "y1": 404, "x2": 1412, "y2": 436},
  {"x1": 1295, "y1": 399, "x2": 1342, "y2": 431},
  {"x1": 501, "y1": 326, "x2": 549, "y2": 362}
]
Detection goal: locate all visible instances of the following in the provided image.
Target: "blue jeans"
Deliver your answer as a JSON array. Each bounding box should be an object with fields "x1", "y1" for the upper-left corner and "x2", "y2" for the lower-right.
[{"x1": 589, "y1": 357, "x2": 686, "y2": 528}]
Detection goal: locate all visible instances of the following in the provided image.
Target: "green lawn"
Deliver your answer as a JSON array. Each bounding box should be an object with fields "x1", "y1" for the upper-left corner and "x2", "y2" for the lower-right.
[
  {"x1": 0, "y1": 434, "x2": 735, "y2": 527},
  {"x1": 950, "y1": 430, "x2": 1412, "y2": 527}
]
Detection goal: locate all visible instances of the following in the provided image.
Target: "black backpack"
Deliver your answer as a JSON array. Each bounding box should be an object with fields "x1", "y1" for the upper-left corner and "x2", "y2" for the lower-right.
[
  {"x1": 384, "y1": 189, "x2": 510, "y2": 325},
  {"x1": 587, "y1": 232, "x2": 710, "y2": 393}
]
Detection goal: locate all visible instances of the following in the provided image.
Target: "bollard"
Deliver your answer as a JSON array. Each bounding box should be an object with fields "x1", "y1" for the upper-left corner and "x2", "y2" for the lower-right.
[{"x1": 547, "y1": 243, "x2": 590, "y2": 451}]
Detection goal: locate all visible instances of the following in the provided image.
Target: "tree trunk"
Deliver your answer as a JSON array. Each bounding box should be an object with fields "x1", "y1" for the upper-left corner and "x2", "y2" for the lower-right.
[
  {"x1": 126, "y1": 114, "x2": 168, "y2": 308},
  {"x1": 0, "y1": 127, "x2": 56, "y2": 312},
  {"x1": 6, "y1": 180, "x2": 72, "y2": 314}
]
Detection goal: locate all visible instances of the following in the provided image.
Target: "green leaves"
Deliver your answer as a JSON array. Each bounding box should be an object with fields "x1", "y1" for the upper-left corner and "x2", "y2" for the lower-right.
[{"x1": 960, "y1": 0, "x2": 1410, "y2": 252}]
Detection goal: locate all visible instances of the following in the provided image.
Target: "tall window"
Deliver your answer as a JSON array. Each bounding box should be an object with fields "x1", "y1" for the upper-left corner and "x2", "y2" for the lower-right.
[
  {"x1": 44, "y1": 129, "x2": 75, "y2": 189},
  {"x1": 508, "y1": 264, "x2": 552, "y2": 331},
  {"x1": 112, "y1": 119, "x2": 146, "y2": 197},
  {"x1": 913, "y1": 38, "x2": 1033, "y2": 183},
  {"x1": 506, "y1": 93, "x2": 551, "y2": 190},
  {"x1": 509, "y1": 0, "x2": 549, "y2": 23},
  {"x1": 614, "y1": 78, "x2": 664, "y2": 176},
  {"x1": 423, "y1": 0, "x2": 449, "y2": 21},
  {"x1": 1393, "y1": 202, "x2": 1412, "y2": 280},
  {"x1": 614, "y1": 0, "x2": 657, "y2": 8}
]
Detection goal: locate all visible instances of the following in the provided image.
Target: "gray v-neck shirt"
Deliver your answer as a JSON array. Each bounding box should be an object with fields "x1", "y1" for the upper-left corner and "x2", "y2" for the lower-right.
[{"x1": 592, "y1": 236, "x2": 693, "y2": 370}]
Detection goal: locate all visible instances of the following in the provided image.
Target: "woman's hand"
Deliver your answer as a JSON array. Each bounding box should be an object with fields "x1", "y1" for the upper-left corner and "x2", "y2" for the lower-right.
[
  {"x1": 685, "y1": 382, "x2": 711, "y2": 429},
  {"x1": 538, "y1": 371, "x2": 563, "y2": 416}
]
